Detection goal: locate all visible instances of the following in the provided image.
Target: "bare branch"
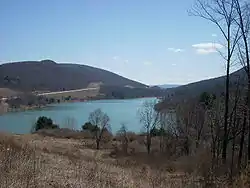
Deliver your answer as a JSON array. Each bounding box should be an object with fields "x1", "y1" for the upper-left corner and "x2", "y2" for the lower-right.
[
  {"x1": 89, "y1": 108, "x2": 110, "y2": 149},
  {"x1": 138, "y1": 100, "x2": 160, "y2": 154}
]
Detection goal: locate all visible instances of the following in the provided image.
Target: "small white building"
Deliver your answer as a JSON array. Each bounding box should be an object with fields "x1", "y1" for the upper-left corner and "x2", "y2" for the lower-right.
[
  {"x1": 0, "y1": 97, "x2": 8, "y2": 102},
  {"x1": 0, "y1": 100, "x2": 9, "y2": 114}
]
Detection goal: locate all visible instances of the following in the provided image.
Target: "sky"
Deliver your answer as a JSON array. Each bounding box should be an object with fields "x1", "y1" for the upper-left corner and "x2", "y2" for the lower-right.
[{"x1": 0, "y1": 0, "x2": 241, "y2": 85}]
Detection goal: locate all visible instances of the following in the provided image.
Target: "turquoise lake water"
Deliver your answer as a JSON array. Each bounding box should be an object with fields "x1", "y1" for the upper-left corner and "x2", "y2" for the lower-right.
[{"x1": 0, "y1": 98, "x2": 157, "y2": 134}]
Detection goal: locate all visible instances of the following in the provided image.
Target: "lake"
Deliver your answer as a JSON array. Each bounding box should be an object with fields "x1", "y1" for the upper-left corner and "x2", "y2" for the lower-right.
[{"x1": 0, "y1": 98, "x2": 157, "y2": 134}]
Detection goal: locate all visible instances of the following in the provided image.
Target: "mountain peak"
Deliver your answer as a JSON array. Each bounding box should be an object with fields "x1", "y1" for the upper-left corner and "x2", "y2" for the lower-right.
[
  {"x1": 40, "y1": 59, "x2": 57, "y2": 64},
  {"x1": 0, "y1": 60, "x2": 146, "y2": 91}
]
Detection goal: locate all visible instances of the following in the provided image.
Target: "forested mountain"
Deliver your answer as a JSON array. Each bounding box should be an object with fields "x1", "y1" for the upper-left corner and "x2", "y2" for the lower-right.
[
  {"x1": 164, "y1": 67, "x2": 247, "y2": 99},
  {"x1": 0, "y1": 60, "x2": 147, "y2": 92}
]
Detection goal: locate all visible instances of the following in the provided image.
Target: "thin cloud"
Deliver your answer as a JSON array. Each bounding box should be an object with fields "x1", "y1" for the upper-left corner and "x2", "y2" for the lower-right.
[
  {"x1": 196, "y1": 48, "x2": 217, "y2": 55},
  {"x1": 144, "y1": 61, "x2": 152, "y2": 65},
  {"x1": 168, "y1": 48, "x2": 185, "y2": 53},
  {"x1": 171, "y1": 63, "x2": 177, "y2": 66},
  {"x1": 192, "y1": 42, "x2": 223, "y2": 55},
  {"x1": 112, "y1": 56, "x2": 129, "y2": 64},
  {"x1": 192, "y1": 43, "x2": 223, "y2": 49},
  {"x1": 175, "y1": 49, "x2": 185, "y2": 52},
  {"x1": 212, "y1": 33, "x2": 217, "y2": 37},
  {"x1": 112, "y1": 56, "x2": 120, "y2": 60}
]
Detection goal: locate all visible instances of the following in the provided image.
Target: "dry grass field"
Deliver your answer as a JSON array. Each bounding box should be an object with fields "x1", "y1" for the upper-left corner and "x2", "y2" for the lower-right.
[{"x1": 0, "y1": 130, "x2": 249, "y2": 188}]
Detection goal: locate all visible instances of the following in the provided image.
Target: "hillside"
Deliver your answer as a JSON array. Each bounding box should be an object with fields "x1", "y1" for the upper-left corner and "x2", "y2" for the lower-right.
[
  {"x1": 165, "y1": 67, "x2": 247, "y2": 99},
  {"x1": 100, "y1": 85, "x2": 168, "y2": 99},
  {"x1": 0, "y1": 60, "x2": 147, "y2": 92},
  {"x1": 157, "y1": 84, "x2": 180, "y2": 89},
  {"x1": 0, "y1": 88, "x2": 22, "y2": 98}
]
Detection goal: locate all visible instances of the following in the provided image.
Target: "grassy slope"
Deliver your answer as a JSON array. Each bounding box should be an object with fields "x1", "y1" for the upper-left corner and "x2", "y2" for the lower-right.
[
  {"x1": 0, "y1": 132, "x2": 200, "y2": 188},
  {"x1": 1, "y1": 131, "x2": 248, "y2": 187}
]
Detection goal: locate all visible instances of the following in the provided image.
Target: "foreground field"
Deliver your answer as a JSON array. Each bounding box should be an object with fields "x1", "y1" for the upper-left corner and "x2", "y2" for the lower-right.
[{"x1": 0, "y1": 132, "x2": 248, "y2": 188}]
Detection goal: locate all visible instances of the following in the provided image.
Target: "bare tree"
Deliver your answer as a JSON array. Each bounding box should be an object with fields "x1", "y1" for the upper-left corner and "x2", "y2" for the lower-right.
[
  {"x1": 234, "y1": 0, "x2": 250, "y2": 164},
  {"x1": 89, "y1": 108, "x2": 110, "y2": 150},
  {"x1": 207, "y1": 96, "x2": 224, "y2": 168},
  {"x1": 190, "y1": 0, "x2": 241, "y2": 163},
  {"x1": 138, "y1": 100, "x2": 160, "y2": 154},
  {"x1": 159, "y1": 110, "x2": 167, "y2": 152},
  {"x1": 63, "y1": 117, "x2": 77, "y2": 130},
  {"x1": 117, "y1": 123, "x2": 129, "y2": 154}
]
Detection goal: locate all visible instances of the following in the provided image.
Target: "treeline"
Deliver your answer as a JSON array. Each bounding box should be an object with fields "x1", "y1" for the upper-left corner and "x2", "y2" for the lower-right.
[
  {"x1": 33, "y1": 101, "x2": 165, "y2": 151},
  {"x1": 158, "y1": 0, "x2": 250, "y2": 182},
  {"x1": 6, "y1": 94, "x2": 73, "y2": 110},
  {"x1": 6, "y1": 94, "x2": 48, "y2": 109},
  {"x1": 100, "y1": 85, "x2": 167, "y2": 99},
  {"x1": 33, "y1": 90, "x2": 248, "y2": 185}
]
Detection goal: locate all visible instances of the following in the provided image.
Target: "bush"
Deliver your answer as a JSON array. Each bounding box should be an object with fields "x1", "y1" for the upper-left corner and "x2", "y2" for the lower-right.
[
  {"x1": 115, "y1": 131, "x2": 137, "y2": 142},
  {"x1": 82, "y1": 122, "x2": 113, "y2": 144},
  {"x1": 82, "y1": 122, "x2": 99, "y2": 132},
  {"x1": 150, "y1": 127, "x2": 166, "y2": 137},
  {"x1": 34, "y1": 116, "x2": 59, "y2": 131}
]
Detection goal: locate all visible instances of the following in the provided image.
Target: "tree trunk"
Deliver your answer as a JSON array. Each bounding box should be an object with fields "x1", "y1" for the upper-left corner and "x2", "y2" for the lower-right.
[
  {"x1": 184, "y1": 136, "x2": 190, "y2": 156},
  {"x1": 230, "y1": 112, "x2": 238, "y2": 181},
  {"x1": 160, "y1": 135, "x2": 163, "y2": 152},
  {"x1": 211, "y1": 138, "x2": 217, "y2": 170},
  {"x1": 236, "y1": 0, "x2": 250, "y2": 163},
  {"x1": 147, "y1": 134, "x2": 151, "y2": 154},
  {"x1": 248, "y1": 79, "x2": 250, "y2": 162},
  {"x1": 96, "y1": 139, "x2": 100, "y2": 150},
  {"x1": 222, "y1": 42, "x2": 231, "y2": 164},
  {"x1": 238, "y1": 79, "x2": 250, "y2": 167},
  {"x1": 216, "y1": 139, "x2": 221, "y2": 166},
  {"x1": 238, "y1": 111, "x2": 247, "y2": 168}
]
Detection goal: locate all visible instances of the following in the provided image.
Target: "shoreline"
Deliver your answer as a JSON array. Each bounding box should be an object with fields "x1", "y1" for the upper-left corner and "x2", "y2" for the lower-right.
[
  {"x1": 0, "y1": 96, "x2": 159, "y2": 115},
  {"x1": 2, "y1": 105, "x2": 48, "y2": 115}
]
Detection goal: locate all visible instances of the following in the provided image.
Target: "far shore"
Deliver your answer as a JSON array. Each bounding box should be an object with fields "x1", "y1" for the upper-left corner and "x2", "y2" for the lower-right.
[
  {"x1": 0, "y1": 96, "x2": 159, "y2": 115},
  {"x1": 7, "y1": 104, "x2": 48, "y2": 113}
]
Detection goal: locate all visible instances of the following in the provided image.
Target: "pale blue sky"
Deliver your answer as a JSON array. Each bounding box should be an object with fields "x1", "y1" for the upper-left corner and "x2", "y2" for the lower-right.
[{"x1": 0, "y1": 0, "x2": 238, "y2": 85}]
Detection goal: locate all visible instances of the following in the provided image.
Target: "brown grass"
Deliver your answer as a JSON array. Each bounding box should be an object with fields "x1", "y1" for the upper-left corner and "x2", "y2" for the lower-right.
[
  {"x1": 0, "y1": 131, "x2": 248, "y2": 188},
  {"x1": 0, "y1": 133, "x2": 40, "y2": 187},
  {"x1": 232, "y1": 166, "x2": 250, "y2": 188}
]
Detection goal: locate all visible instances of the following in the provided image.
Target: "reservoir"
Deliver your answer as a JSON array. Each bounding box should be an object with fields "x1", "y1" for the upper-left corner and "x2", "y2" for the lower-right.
[{"x1": 0, "y1": 98, "x2": 157, "y2": 134}]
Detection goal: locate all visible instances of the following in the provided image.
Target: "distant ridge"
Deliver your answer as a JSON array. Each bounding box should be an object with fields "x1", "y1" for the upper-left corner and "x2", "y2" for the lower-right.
[
  {"x1": 164, "y1": 67, "x2": 247, "y2": 99},
  {"x1": 0, "y1": 60, "x2": 147, "y2": 92}
]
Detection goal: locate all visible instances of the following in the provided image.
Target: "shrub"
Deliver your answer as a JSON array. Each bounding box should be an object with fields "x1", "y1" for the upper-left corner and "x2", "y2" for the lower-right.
[
  {"x1": 115, "y1": 131, "x2": 137, "y2": 143},
  {"x1": 34, "y1": 116, "x2": 59, "y2": 131},
  {"x1": 150, "y1": 127, "x2": 166, "y2": 137},
  {"x1": 82, "y1": 121, "x2": 113, "y2": 147},
  {"x1": 127, "y1": 132, "x2": 138, "y2": 142},
  {"x1": 102, "y1": 129, "x2": 113, "y2": 143},
  {"x1": 82, "y1": 122, "x2": 99, "y2": 132}
]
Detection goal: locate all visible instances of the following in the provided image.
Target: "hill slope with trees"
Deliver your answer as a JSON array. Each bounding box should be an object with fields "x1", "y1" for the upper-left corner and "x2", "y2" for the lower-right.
[
  {"x1": 0, "y1": 60, "x2": 147, "y2": 92},
  {"x1": 164, "y1": 67, "x2": 247, "y2": 100}
]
